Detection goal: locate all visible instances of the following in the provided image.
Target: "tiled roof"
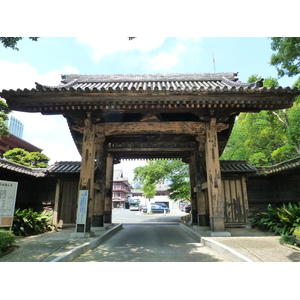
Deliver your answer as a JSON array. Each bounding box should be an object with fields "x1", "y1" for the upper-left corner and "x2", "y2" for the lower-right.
[
  {"x1": 2, "y1": 72, "x2": 299, "y2": 114},
  {"x1": 2, "y1": 157, "x2": 300, "y2": 179},
  {"x1": 47, "y1": 161, "x2": 82, "y2": 173},
  {"x1": 2, "y1": 72, "x2": 296, "y2": 94},
  {"x1": 220, "y1": 160, "x2": 257, "y2": 173},
  {"x1": 48, "y1": 160, "x2": 258, "y2": 175},
  {"x1": 0, "y1": 158, "x2": 46, "y2": 177},
  {"x1": 36, "y1": 72, "x2": 240, "y2": 92},
  {"x1": 256, "y1": 156, "x2": 300, "y2": 175}
]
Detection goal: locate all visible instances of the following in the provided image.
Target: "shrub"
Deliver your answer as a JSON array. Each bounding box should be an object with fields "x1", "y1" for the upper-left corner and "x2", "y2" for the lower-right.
[
  {"x1": 250, "y1": 204, "x2": 282, "y2": 234},
  {"x1": 0, "y1": 229, "x2": 16, "y2": 254},
  {"x1": 294, "y1": 226, "x2": 300, "y2": 240},
  {"x1": 12, "y1": 208, "x2": 56, "y2": 236},
  {"x1": 250, "y1": 202, "x2": 300, "y2": 236},
  {"x1": 280, "y1": 234, "x2": 296, "y2": 246}
]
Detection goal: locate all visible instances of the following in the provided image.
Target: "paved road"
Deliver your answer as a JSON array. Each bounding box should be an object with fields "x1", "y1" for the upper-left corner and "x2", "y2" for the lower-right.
[
  {"x1": 112, "y1": 207, "x2": 185, "y2": 224},
  {"x1": 71, "y1": 224, "x2": 232, "y2": 262}
]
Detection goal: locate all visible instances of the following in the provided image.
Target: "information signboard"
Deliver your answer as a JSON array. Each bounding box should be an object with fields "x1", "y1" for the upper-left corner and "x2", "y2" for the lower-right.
[
  {"x1": 76, "y1": 190, "x2": 88, "y2": 225},
  {"x1": 0, "y1": 180, "x2": 18, "y2": 228}
]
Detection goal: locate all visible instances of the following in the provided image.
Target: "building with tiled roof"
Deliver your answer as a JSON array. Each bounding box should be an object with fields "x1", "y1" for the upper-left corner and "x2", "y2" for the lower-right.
[
  {"x1": 112, "y1": 169, "x2": 132, "y2": 208},
  {"x1": 0, "y1": 134, "x2": 43, "y2": 157},
  {"x1": 0, "y1": 157, "x2": 273, "y2": 226}
]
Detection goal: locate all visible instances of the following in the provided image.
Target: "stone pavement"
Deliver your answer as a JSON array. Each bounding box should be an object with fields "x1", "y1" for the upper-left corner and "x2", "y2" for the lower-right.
[
  {"x1": 1, "y1": 223, "x2": 299, "y2": 262},
  {"x1": 181, "y1": 224, "x2": 300, "y2": 262},
  {"x1": 0, "y1": 224, "x2": 122, "y2": 262}
]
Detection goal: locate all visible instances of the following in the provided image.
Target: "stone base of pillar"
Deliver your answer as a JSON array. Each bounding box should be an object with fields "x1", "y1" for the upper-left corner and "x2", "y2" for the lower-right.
[
  {"x1": 210, "y1": 216, "x2": 225, "y2": 231},
  {"x1": 104, "y1": 213, "x2": 112, "y2": 224},
  {"x1": 210, "y1": 231, "x2": 231, "y2": 237},
  {"x1": 191, "y1": 210, "x2": 198, "y2": 224},
  {"x1": 70, "y1": 231, "x2": 95, "y2": 238},
  {"x1": 198, "y1": 214, "x2": 210, "y2": 226},
  {"x1": 92, "y1": 215, "x2": 104, "y2": 227}
]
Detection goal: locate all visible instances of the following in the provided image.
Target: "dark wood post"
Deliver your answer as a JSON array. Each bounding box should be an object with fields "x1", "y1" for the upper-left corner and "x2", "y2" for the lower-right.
[
  {"x1": 104, "y1": 153, "x2": 114, "y2": 223},
  {"x1": 205, "y1": 118, "x2": 225, "y2": 231},
  {"x1": 93, "y1": 133, "x2": 106, "y2": 227},
  {"x1": 189, "y1": 153, "x2": 198, "y2": 224},
  {"x1": 73, "y1": 113, "x2": 96, "y2": 236}
]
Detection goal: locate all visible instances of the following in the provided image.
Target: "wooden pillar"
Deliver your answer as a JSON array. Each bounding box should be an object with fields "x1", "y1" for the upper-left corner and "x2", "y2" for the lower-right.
[
  {"x1": 195, "y1": 135, "x2": 210, "y2": 226},
  {"x1": 52, "y1": 178, "x2": 61, "y2": 226},
  {"x1": 104, "y1": 153, "x2": 114, "y2": 223},
  {"x1": 205, "y1": 118, "x2": 225, "y2": 231},
  {"x1": 93, "y1": 133, "x2": 106, "y2": 227},
  {"x1": 195, "y1": 151, "x2": 210, "y2": 226},
  {"x1": 75, "y1": 113, "x2": 96, "y2": 234},
  {"x1": 189, "y1": 153, "x2": 198, "y2": 224}
]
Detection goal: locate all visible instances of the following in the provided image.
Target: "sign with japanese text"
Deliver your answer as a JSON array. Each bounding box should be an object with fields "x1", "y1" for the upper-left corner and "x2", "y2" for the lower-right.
[
  {"x1": 0, "y1": 180, "x2": 18, "y2": 227},
  {"x1": 76, "y1": 190, "x2": 88, "y2": 225}
]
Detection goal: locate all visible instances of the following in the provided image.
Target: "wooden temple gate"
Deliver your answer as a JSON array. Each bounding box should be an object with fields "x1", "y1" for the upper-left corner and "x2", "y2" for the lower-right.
[{"x1": 2, "y1": 72, "x2": 299, "y2": 236}]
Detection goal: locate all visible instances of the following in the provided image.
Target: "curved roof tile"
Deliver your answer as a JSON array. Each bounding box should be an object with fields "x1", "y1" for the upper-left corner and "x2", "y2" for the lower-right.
[{"x1": 2, "y1": 72, "x2": 277, "y2": 94}]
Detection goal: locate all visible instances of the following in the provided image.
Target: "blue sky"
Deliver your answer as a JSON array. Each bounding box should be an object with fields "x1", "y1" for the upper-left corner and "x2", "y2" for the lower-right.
[{"x1": 0, "y1": 37, "x2": 298, "y2": 181}]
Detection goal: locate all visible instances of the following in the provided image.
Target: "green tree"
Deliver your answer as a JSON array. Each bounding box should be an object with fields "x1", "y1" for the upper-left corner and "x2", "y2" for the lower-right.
[
  {"x1": 134, "y1": 159, "x2": 190, "y2": 202},
  {"x1": 0, "y1": 98, "x2": 10, "y2": 137},
  {"x1": 221, "y1": 74, "x2": 300, "y2": 165},
  {"x1": 270, "y1": 37, "x2": 300, "y2": 77},
  {"x1": 134, "y1": 160, "x2": 168, "y2": 184},
  {"x1": 0, "y1": 37, "x2": 39, "y2": 51},
  {"x1": 3, "y1": 148, "x2": 50, "y2": 168},
  {"x1": 141, "y1": 177, "x2": 156, "y2": 206}
]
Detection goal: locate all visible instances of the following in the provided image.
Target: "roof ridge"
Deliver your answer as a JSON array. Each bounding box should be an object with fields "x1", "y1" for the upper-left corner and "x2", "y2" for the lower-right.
[{"x1": 60, "y1": 72, "x2": 239, "y2": 84}]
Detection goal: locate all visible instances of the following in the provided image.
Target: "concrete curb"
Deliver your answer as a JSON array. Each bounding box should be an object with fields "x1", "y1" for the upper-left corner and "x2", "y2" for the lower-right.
[
  {"x1": 200, "y1": 237, "x2": 253, "y2": 262},
  {"x1": 50, "y1": 224, "x2": 123, "y2": 262},
  {"x1": 179, "y1": 223, "x2": 253, "y2": 262},
  {"x1": 179, "y1": 222, "x2": 201, "y2": 241}
]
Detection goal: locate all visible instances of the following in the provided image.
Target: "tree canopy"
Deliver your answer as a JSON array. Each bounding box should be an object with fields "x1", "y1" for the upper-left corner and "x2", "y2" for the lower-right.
[
  {"x1": 134, "y1": 159, "x2": 190, "y2": 202},
  {"x1": 141, "y1": 178, "x2": 156, "y2": 203},
  {"x1": 3, "y1": 148, "x2": 50, "y2": 168},
  {"x1": 0, "y1": 37, "x2": 39, "y2": 51},
  {"x1": 221, "y1": 74, "x2": 300, "y2": 165},
  {"x1": 0, "y1": 98, "x2": 10, "y2": 138},
  {"x1": 270, "y1": 37, "x2": 300, "y2": 78}
]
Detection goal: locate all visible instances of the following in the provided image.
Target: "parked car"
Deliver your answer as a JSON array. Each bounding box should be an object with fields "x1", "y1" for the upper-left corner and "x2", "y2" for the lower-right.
[
  {"x1": 180, "y1": 203, "x2": 188, "y2": 211},
  {"x1": 130, "y1": 204, "x2": 139, "y2": 211},
  {"x1": 142, "y1": 204, "x2": 170, "y2": 213},
  {"x1": 184, "y1": 204, "x2": 191, "y2": 213},
  {"x1": 154, "y1": 203, "x2": 169, "y2": 209}
]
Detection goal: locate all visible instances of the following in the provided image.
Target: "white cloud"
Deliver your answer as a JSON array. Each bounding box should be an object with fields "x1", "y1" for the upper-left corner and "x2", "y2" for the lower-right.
[
  {"x1": 0, "y1": 60, "x2": 81, "y2": 164},
  {"x1": 31, "y1": 138, "x2": 81, "y2": 164},
  {"x1": 11, "y1": 112, "x2": 57, "y2": 134},
  {"x1": 147, "y1": 42, "x2": 186, "y2": 71},
  {"x1": 0, "y1": 60, "x2": 80, "y2": 91},
  {"x1": 76, "y1": 37, "x2": 166, "y2": 62},
  {"x1": 62, "y1": 65, "x2": 80, "y2": 74},
  {"x1": 0, "y1": 60, "x2": 41, "y2": 90}
]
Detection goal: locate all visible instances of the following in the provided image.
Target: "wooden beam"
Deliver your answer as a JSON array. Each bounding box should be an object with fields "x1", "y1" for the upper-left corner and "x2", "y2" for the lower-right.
[{"x1": 96, "y1": 121, "x2": 206, "y2": 136}]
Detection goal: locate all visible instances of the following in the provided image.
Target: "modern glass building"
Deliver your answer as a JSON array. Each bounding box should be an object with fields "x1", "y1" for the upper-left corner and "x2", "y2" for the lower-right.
[{"x1": 5, "y1": 116, "x2": 24, "y2": 138}]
